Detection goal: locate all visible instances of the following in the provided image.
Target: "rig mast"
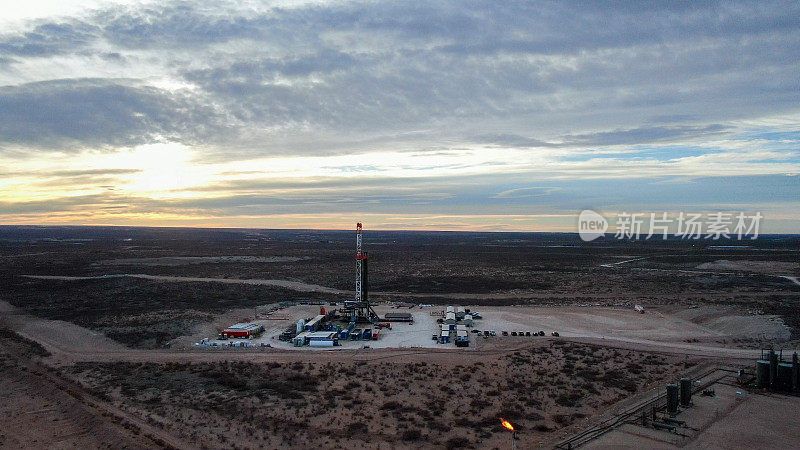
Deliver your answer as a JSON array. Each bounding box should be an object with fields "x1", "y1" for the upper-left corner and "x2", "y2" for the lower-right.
[{"x1": 347, "y1": 222, "x2": 378, "y2": 323}]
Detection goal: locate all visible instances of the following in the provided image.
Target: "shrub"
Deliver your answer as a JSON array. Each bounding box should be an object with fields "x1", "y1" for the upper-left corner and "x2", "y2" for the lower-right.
[{"x1": 401, "y1": 429, "x2": 422, "y2": 441}]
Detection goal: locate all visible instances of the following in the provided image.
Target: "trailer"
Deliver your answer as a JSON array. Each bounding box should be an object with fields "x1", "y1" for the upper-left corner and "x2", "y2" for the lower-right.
[
  {"x1": 384, "y1": 312, "x2": 414, "y2": 322},
  {"x1": 304, "y1": 314, "x2": 326, "y2": 332},
  {"x1": 306, "y1": 331, "x2": 339, "y2": 347},
  {"x1": 220, "y1": 323, "x2": 264, "y2": 339}
]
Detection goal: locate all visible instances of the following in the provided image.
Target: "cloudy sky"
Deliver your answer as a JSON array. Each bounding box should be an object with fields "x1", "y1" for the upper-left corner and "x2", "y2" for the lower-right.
[{"x1": 0, "y1": 0, "x2": 798, "y2": 232}]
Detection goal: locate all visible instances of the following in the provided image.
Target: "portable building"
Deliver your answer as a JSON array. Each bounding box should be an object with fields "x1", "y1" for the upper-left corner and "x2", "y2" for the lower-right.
[
  {"x1": 463, "y1": 314, "x2": 473, "y2": 327},
  {"x1": 445, "y1": 312, "x2": 456, "y2": 324},
  {"x1": 440, "y1": 329, "x2": 450, "y2": 343},
  {"x1": 455, "y1": 329, "x2": 469, "y2": 347},
  {"x1": 456, "y1": 306, "x2": 466, "y2": 320},
  {"x1": 446, "y1": 306, "x2": 455, "y2": 314}
]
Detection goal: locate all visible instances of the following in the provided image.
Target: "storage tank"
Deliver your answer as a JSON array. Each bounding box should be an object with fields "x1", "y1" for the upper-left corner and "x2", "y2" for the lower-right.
[
  {"x1": 679, "y1": 378, "x2": 692, "y2": 406},
  {"x1": 756, "y1": 360, "x2": 771, "y2": 388},
  {"x1": 777, "y1": 363, "x2": 793, "y2": 391},
  {"x1": 666, "y1": 384, "x2": 679, "y2": 416},
  {"x1": 769, "y1": 350, "x2": 778, "y2": 389}
]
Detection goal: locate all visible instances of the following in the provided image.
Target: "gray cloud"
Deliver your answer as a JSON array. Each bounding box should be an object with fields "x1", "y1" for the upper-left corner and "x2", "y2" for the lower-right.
[
  {"x1": 0, "y1": 79, "x2": 222, "y2": 150},
  {"x1": 0, "y1": 21, "x2": 97, "y2": 57},
  {"x1": 565, "y1": 125, "x2": 731, "y2": 146},
  {"x1": 492, "y1": 187, "x2": 560, "y2": 199},
  {"x1": 473, "y1": 134, "x2": 561, "y2": 148},
  {"x1": 0, "y1": 0, "x2": 797, "y2": 157}
]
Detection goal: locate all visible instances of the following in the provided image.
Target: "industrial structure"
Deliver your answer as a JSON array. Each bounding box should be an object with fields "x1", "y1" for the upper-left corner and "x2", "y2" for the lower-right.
[
  {"x1": 219, "y1": 323, "x2": 264, "y2": 339},
  {"x1": 438, "y1": 305, "x2": 477, "y2": 346},
  {"x1": 279, "y1": 223, "x2": 401, "y2": 347},
  {"x1": 340, "y1": 223, "x2": 379, "y2": 324},
  {"x1": 211, "y1": 223, "x2": 420, "y2": 349},
  {"x1": 755, "y1": 349, "x2": 800, "y2": 392}
]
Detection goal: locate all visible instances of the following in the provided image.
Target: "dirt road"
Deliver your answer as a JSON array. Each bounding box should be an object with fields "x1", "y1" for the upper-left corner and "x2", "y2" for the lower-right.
[{"x1": 780, "y1": 275, "x2": 800, "y2": 287}]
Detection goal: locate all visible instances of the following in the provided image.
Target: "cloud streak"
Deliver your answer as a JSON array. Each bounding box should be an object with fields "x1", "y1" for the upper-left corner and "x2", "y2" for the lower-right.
[{"x1": 0, "y1": 1, "x2": 798, "y2": 231}]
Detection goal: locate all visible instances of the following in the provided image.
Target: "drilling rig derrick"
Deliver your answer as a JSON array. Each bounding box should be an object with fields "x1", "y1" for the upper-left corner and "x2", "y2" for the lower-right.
[{"x1": 344, "y1": 223, "x2": 378, "y2": 323}]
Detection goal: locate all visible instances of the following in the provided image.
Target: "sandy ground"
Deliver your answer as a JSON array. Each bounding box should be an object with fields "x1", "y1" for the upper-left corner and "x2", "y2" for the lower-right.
[
  {"x1": 0, "y1": 300, "x2": 130, "y2": 356},
  {"x1": 0, "y1": 366, "x2": 165, "y2": 449},
  {"x1": 582, "y1": 378, "x2": 800, "y2": 449}
]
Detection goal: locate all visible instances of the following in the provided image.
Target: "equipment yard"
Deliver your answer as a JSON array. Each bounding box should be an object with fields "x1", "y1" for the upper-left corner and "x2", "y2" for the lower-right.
[{"x1": 187, "y1": 303, "x2": 790, "y2": 354}]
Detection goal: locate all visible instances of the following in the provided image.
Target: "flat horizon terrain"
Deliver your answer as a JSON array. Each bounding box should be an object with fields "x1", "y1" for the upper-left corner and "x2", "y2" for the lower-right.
[{"x1": 1, "y1": 225, "x2": 799, "y2": 448}]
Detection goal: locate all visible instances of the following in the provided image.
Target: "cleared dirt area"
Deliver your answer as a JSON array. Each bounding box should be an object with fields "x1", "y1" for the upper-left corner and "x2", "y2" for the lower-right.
[
  {"x1": 582, "y1": 374, "x2": 800, "y2": 449},
  {"x1": 183, "y1": 303, "x2": 790, "y2": 355}
]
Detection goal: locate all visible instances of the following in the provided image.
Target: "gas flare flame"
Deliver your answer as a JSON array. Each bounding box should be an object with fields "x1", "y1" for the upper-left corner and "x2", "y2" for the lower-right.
[{"x1": 501, "y1": 418, "x2": 514, "y2": 431}]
